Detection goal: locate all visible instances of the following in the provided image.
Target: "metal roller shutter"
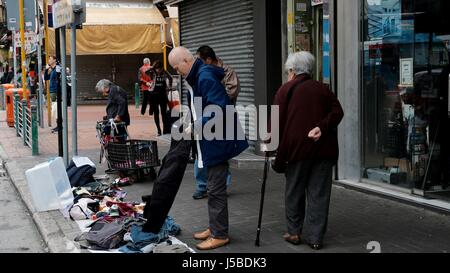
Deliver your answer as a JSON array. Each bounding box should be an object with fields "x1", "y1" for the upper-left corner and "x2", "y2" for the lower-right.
[
  {"x1": 74, "y1": 54, "x2": 161, "y2": 103},
  {"x1": 179, "y1": 0, "x2": 256, "y2": 150}
]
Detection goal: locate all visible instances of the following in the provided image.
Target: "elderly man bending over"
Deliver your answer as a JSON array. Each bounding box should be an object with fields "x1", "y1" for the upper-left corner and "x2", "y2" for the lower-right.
[{"x1": 168, "y1": 47, "x2": 248, "y2": 250}]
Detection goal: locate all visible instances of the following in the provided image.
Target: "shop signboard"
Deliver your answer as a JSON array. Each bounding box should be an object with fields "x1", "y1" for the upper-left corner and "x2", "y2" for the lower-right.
[
  {"x1": 311, "y1": 0, "x2": 323, "y2": 6},
  {"x1": 5, "y1": 0, "x2": 36, "y2": 31},
  {"x1": 52, "y1": 0, "x2": 74, "y2": 28},
  {"x1": 399, "y1": 58, "x2": 414, "y2": 87},
  {"x1": 14, "y1": 31, "x2": 37, "y2": 55}
]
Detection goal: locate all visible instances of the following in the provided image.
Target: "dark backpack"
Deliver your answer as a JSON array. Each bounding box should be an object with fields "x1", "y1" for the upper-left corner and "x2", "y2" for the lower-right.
[{"x1": 85, "y1": 221, "x2": 126, "y2": 250}]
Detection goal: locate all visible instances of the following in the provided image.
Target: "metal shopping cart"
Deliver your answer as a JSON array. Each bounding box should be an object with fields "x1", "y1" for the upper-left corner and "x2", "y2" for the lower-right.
[
  {"x1": 96, "y1": 120, "x2": 160, "y2": 182},
  {"x1": 96, "y1": 119, "x2": 130, "y2": 167}
]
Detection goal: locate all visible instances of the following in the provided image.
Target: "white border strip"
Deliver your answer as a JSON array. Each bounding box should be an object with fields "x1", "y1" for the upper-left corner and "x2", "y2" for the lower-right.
[{"x1": 336, "y1": 180, "x2": 450, "y2": 212}]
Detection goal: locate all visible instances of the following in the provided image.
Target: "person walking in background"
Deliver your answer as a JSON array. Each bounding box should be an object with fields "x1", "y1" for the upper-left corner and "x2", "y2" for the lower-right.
[
  {"x1": 44, "y1": 55, "x2": 61, "y2": 103},
  {"x1": 27, "y1": 70, "x2": 37, "y2": 99},
  {"x1": 272, "y1": 51, "x2": 344, "y2": 251},
  {"x1": 149, "y1": 60, "x2": 172, "y2": 136},
  {"x1": 44, "y1": 55, "x2": 62, "y2": 133},
  {"x1": 139, "y1": 58, "x2": 154, "y2": 116}
]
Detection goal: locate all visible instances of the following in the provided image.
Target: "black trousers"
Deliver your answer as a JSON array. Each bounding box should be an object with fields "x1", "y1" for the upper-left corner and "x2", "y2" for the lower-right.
[
  {"x1": 285, "y1": 160, "x2": 334, "y2": 245},
  {"x1": 142, "y1": 140, "x2": 192, "y2": 233},
  {"x1": 207, "y1": 162, "x2": 230, "y2": 239},
  {"x1": 141, "y1": 90, "x2": 151, "y2": 116},
  {"x1": 149, "y1": 92, "x2": 169, "y2": 134}
]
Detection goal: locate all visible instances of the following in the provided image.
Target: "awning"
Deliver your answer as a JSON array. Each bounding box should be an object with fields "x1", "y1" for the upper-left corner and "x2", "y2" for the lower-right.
[
  {"x1": 49, "y1": 25, "x2": 163, "y2": 55},
  {"x1": 85, "y1": 6, "x2": 165, "y2": 25},
  {"x1": 47, "y1": 1, "x2": 166, "y2": 55}
]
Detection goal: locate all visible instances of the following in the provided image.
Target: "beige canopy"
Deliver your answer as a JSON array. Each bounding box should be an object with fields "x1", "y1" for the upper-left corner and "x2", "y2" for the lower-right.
[{"x1": 47, "y1": 1, "x2": 166, "y2": 55}]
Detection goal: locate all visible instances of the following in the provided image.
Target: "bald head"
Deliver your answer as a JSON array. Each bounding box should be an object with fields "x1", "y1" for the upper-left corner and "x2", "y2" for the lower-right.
[{"x1": 169, "y1": 46, "x2": 195, "y2": 77}]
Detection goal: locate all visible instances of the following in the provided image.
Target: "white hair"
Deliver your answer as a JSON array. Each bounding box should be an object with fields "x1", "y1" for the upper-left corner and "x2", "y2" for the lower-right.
[
  {"x1": 95, "y1": 79, "x2": 111, "y2": 92},
  {"x1": 143, "y1": 58, "x2": 151, "y2": 65},
  {"x1": 285, "y1": 51, "x2": 315, "y2": 76}
]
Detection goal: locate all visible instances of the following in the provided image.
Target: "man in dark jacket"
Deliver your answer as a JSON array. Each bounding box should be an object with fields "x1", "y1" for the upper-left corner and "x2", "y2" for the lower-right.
[
  {"x1": 273, "y1": 51, "x2": 344, "y2": 250},
  {"x1": 169, "y1": 47, "x2": 248, "y2": 250}
]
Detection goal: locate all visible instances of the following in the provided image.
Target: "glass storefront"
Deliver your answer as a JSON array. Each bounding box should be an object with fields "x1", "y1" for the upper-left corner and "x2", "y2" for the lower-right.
[{"x1": 362, "y1": 0, "x2": 450, "y2": 201}]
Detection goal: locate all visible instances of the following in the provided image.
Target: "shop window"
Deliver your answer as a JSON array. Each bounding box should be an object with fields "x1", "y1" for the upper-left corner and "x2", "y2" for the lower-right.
[{"x1": 362, "y1": 0, "x2": 450, "y2": 198}]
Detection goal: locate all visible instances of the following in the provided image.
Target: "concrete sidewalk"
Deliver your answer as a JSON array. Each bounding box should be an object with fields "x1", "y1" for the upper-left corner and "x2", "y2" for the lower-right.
[{"x1": 1, "y1": 106, "x2": 450, "y2": 253}]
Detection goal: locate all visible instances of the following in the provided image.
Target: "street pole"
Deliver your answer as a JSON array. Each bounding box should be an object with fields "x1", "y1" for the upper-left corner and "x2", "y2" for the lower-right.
[
  {"x1": 19, "y1": 0, "x2": 28, "y2": 103},
  {"x1": 56, "y1": 30, "x2": 63, "y2": 158},
  {"x1": 44, "y1": 0, "x2": 51, "y2": 127},
  {"x1": 60, "y1": 27, "x2": 68, "y2": 166},
  {"x1": 36, "y1": 0, "x2": 44, "y2": 128},
  {"x1": 163, "y1": 22, "x2": 168, "y2": 71},
  {"x1": 71, "y1": 23, "x2": 78, "y2": 156},
  {"x1": 13, "y1": 31, "x2": 18, "y2": 87},
  {"x1": 37, "y1": 32, "x2": 44, "y2": 128},
  {"x1": 59, "y1": 27, "x2": 69, "y2": 167}
]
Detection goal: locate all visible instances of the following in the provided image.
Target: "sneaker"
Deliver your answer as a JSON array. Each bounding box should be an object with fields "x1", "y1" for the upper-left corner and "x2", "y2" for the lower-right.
[{"x1": 192, "y1": 191, "x2": 208, "y2": 200}]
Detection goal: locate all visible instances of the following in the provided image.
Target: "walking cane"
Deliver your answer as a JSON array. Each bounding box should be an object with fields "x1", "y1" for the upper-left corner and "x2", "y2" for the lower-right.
[{"x1": 255, "y1": 151, "x2": 270, "y2": 247}]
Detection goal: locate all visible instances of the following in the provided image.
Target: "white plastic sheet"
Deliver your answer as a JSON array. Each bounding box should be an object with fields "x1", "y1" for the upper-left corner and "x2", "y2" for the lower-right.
[{"x1": 25, "y1": 157, "x2": 74, "y2": 212}]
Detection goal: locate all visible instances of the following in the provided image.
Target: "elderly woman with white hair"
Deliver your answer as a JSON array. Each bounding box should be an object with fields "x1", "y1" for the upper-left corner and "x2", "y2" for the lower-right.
[
  {"x1": 95, "y1": 79, "x2": 130, "y2": 142},
  {"x1": 272, "y1": 51, "x2": 344, "y2": 250}
]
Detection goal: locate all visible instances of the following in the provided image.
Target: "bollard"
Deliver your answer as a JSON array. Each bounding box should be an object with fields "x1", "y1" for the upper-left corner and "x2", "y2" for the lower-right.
[
  {"x1": 135, "y1": 83, "x2": 140, "y2": 110},
  {"x1": 14, "y1": 94, "x2": 20, "y2": 137},
  {"x1": 31, "y1": 105, "x2": 39, "y2": 156},
  {"x1": 21, "y1": 99, "x2": 27, "y2": 146}
]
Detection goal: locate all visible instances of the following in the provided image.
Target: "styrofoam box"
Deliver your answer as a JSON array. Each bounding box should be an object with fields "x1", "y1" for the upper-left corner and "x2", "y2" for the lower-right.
[{"x1": 25, "y1": 157, "x2": 74, "y2": 212}]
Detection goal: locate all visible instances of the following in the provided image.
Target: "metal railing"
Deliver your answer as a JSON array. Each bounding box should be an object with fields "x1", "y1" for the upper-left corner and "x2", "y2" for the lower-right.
[{"x1": 13, "y1": 94, "x2": 39, "y2": 156}]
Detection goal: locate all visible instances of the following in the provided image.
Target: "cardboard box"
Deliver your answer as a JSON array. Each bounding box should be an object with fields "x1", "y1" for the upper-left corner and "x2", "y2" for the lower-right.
[
  {"x1": 366, "y1": 168, "x2": 408, "y2": 185},
  {"x1": 384, "y1": 157, "x2": 410, "y2": 173}
]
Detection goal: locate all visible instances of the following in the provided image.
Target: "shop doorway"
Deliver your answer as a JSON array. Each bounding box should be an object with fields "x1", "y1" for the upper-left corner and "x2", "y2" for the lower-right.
[
  {"x1": 287, "y1": 0, "x2": 324, "y2": 82},
  {"x1": 412, "y1": 0, "x2": 450, "y2": 199},
  {"x1": 312, "y1": 4, "x2": 324, "y2": 82}
]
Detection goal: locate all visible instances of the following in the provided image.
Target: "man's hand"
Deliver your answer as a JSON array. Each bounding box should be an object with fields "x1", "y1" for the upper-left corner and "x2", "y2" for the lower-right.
[
  {"x1": 308, "y1": 127, "x2": 322, "y2": 142},
  {"x1": 184, "y1": 124, "x2": 192, "y2": 135}
]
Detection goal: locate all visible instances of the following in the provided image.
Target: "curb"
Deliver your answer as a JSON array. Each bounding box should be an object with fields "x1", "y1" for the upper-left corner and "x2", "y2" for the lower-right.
[{"x1": 0, "y1": 145, "x2": 81, "y2": 253}]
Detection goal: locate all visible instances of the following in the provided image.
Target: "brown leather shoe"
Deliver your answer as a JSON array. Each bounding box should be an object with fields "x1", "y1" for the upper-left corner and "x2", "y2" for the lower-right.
[
  {"x1": 283, "y1": 233, "x2": 301, "y2": 245},
  {"x1": 196, "y1": 237, "x2": 230, "y2": 251},
  {"x1": 193, "y1": 229, "x2": 211, "y2": 240}
]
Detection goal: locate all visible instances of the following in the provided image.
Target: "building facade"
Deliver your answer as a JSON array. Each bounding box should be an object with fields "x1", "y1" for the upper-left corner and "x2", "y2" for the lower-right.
[{"x1": 162, "y1": 0, "x2": 450, "y2": 210}]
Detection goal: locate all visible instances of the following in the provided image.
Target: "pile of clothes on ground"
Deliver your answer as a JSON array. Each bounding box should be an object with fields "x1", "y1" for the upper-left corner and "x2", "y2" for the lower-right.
[{"x1": 63, "y1": 157, "x2": 193, "y2": 253}]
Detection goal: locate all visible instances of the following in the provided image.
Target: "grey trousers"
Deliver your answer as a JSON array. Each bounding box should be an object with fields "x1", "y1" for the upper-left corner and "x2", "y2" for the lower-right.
[
  {"x1": 285, "y1": 160, "x2": 334, "y2": 244},
  {"x1": 207, "y1": 162, "x2": 230, "y2": 239}
]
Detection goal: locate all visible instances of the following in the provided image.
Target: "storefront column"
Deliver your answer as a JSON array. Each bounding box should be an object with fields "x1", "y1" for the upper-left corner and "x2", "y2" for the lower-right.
[{"x1": 336, "y1": 0, "x2": 362, "y2": 180}]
